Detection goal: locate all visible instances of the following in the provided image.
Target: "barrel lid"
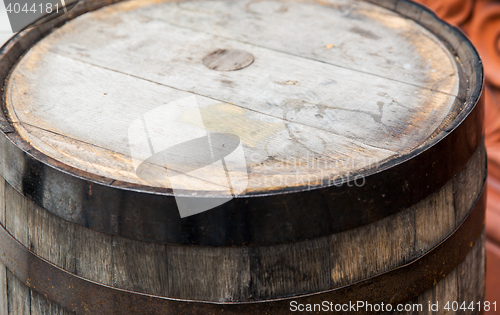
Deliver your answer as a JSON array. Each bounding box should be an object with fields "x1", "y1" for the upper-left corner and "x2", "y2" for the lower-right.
[{"x1": 0, "y1": 0, "x2": 483, "y2": 245}]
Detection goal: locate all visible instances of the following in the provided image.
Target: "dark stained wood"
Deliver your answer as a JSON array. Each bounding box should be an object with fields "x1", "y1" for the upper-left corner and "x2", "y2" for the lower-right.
[{"x1": 0, "y1": 143, "x2": 486, "y2": 308}]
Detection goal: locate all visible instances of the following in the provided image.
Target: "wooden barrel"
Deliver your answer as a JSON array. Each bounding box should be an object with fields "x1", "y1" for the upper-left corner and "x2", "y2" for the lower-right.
[{"x1": 0, "y1": 0, "x2": 485, "y2": 314}]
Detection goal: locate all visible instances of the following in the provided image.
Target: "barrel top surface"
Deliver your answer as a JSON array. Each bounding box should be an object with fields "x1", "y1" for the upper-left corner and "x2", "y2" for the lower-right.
[{"x1": 5, "y1": 0, "x2": 462, "y2": 194}]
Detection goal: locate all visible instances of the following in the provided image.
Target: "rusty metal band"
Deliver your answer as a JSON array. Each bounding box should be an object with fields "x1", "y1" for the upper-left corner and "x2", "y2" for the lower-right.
[
  {"x1": 0, "y1": 0, "x2": 484, "y2": 246},
  {"x1": 0, "y1": 186, "x2": 486, "y2": 314}
]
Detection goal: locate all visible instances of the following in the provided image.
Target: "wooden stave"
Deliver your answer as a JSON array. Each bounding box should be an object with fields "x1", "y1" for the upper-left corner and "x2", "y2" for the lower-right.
[
  {"x1": 0, "y1": 142, "x2": 486, "y2": 304},
  {"x1": 0, "y1": 225, "x2": 486, "y2": 314}
]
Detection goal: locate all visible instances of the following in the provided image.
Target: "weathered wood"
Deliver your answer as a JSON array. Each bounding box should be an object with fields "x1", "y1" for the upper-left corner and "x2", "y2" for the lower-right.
[
  {"x1": 453, "y1": 143, "x2": 487, "y2": 227},
  {"x1": 5, "y1": 183, "x2": 30, "y2": 246},
  {"x1": 112, "y1": 237, "x2": 169, "y2": 296},
  {"x1": 0, "y1": 260, "x2": 8, "y2": 315},
  {"x1": 0, "y1": 176, "x2": 7, "y2": 315},
  {"x1": 415, "y1": 181, "x2": 455, "y2": 252},
  {"x1": 330, "y1": 206, "x2": 414, "y2": 287},
  {"x1": 0, "y1": 175, "x2": 5, "y2": 226},
  {"x1": 1, "y1": 263, "x2": 75, "y2": 315},
  {"x1": 6, "y1": 270, "x2": 30, "y2": 315},
  {"x1": 456, "y1": 229, "x2": 486, "y2": 314},
  {"x1": 248, "y1": 237, "x2": 331, "y2": 301},
  {"x1": 31, "y1": 290, "x2": 75, "y2": 315},
  {"x1": 74, "y1": 225, "x2": 114, "y2": 287},
  {"x1": 5, "y1": 0, "x2": 462, "y2": 191},
  {"x1": 0, "y1": 229, "x2": 486, "y2": 315},
  {"x1": 28, "y1": 199, "x2": 76, "y2": 274},
  {"x1": 395, "y1": 230, "x2": 485, "y2": 315},
  {"x1": 202, "y1": 49, "x2": 255, "y2": 71},
  {"x1": 0, "y1": 142, "x2": 485, "y2": 304},
  {"x1": 167, "y1": 245, "x2": 251, "y2": 302}
]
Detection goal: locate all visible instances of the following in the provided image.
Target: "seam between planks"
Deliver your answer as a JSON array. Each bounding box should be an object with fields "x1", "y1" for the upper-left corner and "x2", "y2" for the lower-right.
[
  {"x1": 138, "y1": 12, "x2": 461, "y2": 98},
  {"x1": 12, "y1": 121, "x2": 234, "y2": 191},
  {"x1": 44, "y1": 51, "x2": 401, "y2": 155}
]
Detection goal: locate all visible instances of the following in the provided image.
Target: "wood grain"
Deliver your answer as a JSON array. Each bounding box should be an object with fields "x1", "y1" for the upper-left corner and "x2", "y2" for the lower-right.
[
  {"x1": 0, "y1": 143, "x2": 485, "y2": 304},
  {"x1": 167, "y1": 245, "x2": 251, "y2": 302},
  {"x1": 248, "y1": 237, "x2": 330, "y2": 301},
  {"x1": 5, "y1": 183, "x2": 30, "y2": 246},
  {"x1": 394, "y1": 230, "x2": 485, "y2": 315},
  {"x1": 453, "y1": 143, "x2": 487, "y2": 227},
  {"x1": 0, "y1": 175, "x2": 5, "y2": 226},
  {"x1": 456, "y1": 229, "x2": 486, "y2": 314},
  {"x1": 74, "y1": 225, "x2": 114, "y2": 287},
  {"x1": 31, "y1": 290, "x2": 75, "y2": 315},
  {"x1": 414, "y1": 181, "x2": 455, "y2": 253},
  {"x1": 0, "y1": 231, "x2": 485, "y2": 314},
  {"x1": 112, "y1": 236, "x2": 168, "y2": 296},
  {"x1": 0, "y1": 260, "x2": 8, "y2": 315},
  {"x1": 330, "y1": 206, "x2": 414, "y2": 287},
  {"x1": 28, "y1": 200, "x2": 76, "y2": 274},
  {"x1": 5, "y1": 0, "x2": 461, "y2": 192},
  {"x1": 6, "y1": 270, "x2": 30, "y2": 315}
]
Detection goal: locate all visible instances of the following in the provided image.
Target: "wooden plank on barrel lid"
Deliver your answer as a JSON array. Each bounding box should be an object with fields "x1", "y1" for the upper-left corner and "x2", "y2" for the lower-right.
[
  {"x1": 5, "y1": 0, "x2": 461, "y2": 194},
  {"x1": 136, "y1": 0, "x2": 459, "y2": 94}
]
